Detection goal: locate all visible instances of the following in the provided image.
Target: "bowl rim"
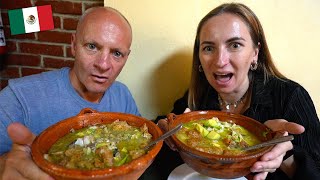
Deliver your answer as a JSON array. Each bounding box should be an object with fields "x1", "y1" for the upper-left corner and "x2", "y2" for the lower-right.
[
  {"x1": 167, "y1": 110, "x2": 274, "y2": 161},
  {"x1": 31, "y1": 108, "x2": 163, "y2": 178}
]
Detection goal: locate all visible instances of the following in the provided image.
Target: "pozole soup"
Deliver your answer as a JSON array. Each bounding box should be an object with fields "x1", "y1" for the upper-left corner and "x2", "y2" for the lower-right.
[
  {"x1": 45, "y1": 120, "x2": 152, "y2": 170},
  {"x1": 175, "y1": 117, "x2": 261, "y2": 155}
]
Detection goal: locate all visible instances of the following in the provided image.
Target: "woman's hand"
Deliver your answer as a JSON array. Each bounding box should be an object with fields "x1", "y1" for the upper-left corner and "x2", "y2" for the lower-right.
[
  {"x1": 250, "y1": 119, "x2": 305, "y2": 180},
  {"x1": 157, "y1": 118, "x2": 177, "y2": 151},
  {"x1": 157, "y1": 108, "x2": 191, "y2": 151},
  {"x1": 1, "y1": 122, "x2": 53, "y2": 180}
]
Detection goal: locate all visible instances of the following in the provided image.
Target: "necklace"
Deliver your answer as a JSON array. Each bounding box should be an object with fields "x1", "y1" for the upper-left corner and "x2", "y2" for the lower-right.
[{"x1": 218, "y1": 91, "x2": 247, "y2": 110}]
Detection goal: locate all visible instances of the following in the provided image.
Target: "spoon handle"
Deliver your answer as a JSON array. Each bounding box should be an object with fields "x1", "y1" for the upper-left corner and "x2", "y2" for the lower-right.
[
  {"x1": 145, "y1": 123, "x2": 182, "y2": 149},
  {"x1": 243, "y1": 135, "x2": 294, "y2": 151}
]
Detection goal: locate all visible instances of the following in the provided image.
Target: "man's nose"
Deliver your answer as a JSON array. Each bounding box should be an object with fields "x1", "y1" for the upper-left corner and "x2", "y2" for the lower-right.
[{"x1": 95, "y1": 51, "x2": 111, "y2": 71}]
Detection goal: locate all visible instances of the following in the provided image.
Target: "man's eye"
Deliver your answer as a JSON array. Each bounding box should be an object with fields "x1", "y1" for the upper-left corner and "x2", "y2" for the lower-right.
[
  {"x1": 113, "y1": 51, "x2": 123, "y2": 58},
  {"x1": 87, "y1": 43, "x2": 96, "y2": 50}
]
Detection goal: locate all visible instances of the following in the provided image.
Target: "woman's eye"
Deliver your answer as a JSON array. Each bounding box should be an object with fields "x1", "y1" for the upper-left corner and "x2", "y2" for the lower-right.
[
  {"x1": 203, "y1": 46, "x2": 213, "y2": 52},
  {"x1": 231, "y1": 43, "x2": 241, "y2": 49}
]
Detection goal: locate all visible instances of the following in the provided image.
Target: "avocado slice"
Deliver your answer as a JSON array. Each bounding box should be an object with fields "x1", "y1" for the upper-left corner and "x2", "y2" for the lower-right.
[
  {"x1": 195, "y1": 123, "x2": 209, "y2": 137},
  {"x1": 206, "y1": 130, "x2": 220, "y2": 140}
]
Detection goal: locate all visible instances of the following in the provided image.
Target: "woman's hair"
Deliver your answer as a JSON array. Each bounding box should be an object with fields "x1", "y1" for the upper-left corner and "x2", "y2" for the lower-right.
[{"x1": 188, "y1": 3, "x2": 285, "y2": 110}]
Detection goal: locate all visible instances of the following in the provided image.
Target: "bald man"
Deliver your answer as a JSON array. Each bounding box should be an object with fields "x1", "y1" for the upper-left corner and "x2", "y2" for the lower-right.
[{"x1": 0, "y1": 7, "x2": 139, "y2": 179}]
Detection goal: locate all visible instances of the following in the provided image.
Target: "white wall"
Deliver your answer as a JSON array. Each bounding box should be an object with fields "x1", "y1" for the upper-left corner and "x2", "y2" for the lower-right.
[{"x1": 106, "y1": 0, "x2": 320, "y2": 120}]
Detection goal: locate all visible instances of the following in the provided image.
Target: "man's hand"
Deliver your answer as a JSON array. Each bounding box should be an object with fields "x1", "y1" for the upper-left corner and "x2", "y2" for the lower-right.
[
  {"x1": 250, "y1": 119, "x2": 305, "y2": 180},
  {"x1": 1, "y1": 122, "x2": 53, "y2": 180}
]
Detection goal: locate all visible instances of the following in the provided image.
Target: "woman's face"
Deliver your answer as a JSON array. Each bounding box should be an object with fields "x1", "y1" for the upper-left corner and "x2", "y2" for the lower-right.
[{"x1": 199, "y1": 13, "x2": 259, "y2": 95}]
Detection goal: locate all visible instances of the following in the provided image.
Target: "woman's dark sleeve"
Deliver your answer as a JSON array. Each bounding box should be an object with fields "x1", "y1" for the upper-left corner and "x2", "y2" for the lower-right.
[
  {"x1": 171, "y1": 91, "x2": 189, "y2": 115},
  {"x1": 283, "y1": 86, "x2": 320, "y2": 179}
]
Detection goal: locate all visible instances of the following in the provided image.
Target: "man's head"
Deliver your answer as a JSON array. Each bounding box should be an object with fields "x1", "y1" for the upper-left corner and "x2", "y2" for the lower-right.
[{"x1": 70, "y1": 7, "x2": 132, "y2": 102}]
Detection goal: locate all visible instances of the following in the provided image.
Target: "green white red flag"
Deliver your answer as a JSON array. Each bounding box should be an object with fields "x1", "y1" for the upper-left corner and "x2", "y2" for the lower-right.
[{"x1": 8, "y1": 5, "x2": 54, "y2": 35}]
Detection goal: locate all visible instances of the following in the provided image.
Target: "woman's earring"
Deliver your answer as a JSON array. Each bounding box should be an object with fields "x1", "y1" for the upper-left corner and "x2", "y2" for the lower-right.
[
  {"x1": 250, "y1": 61, "x2": 258, "y2": 71},
  {"x1": 199, "y1": 65, "x2": 203, "y2": 72}
]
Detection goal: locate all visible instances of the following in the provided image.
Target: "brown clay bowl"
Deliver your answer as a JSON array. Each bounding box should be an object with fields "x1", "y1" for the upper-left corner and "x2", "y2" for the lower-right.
[
  {"x1": 31, "y1": 108, "x2": 163, "y2": 180},
  {"x1": 167, "y1": 111, "x2": 274, "y2": 179}
]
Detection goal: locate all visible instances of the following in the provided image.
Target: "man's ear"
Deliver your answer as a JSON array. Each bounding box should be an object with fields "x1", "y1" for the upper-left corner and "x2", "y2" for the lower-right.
[{"x1": 71, "y1": 34, "x2": 76, "y2": 57}]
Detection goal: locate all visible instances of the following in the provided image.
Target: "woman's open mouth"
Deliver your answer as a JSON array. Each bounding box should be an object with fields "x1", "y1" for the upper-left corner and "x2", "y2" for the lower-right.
[{"x1": 214, "y1": 73, "x2": 233, "y2": 83}]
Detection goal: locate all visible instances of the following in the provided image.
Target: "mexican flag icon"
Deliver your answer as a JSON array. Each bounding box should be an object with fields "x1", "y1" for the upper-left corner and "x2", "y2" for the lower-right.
[{"x1": 8, "y1": 5, "x2": 54, "y2": 35}]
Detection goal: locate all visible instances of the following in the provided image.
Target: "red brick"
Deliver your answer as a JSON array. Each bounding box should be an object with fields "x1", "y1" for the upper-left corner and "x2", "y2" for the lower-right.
[
  {"x1": 21, "y1": 68, "x2": 47, "y2": 77},
  {"x1": 63, "y1": 18, "x2": 79, "y2": 30},
  {"x1": 1, "y1": 12, "x2": 9, "y2": 25},
  {"x1": 4, "y1": 54, "x2": 41, "y2": 66},
  {"x1": 4, "y1": 27, "x2": 36, "y2": 40},
  {"x1": 5, "y1": 41, "x2": 17, "y2": 52},
  {"x1": 35, "y1": 1, "x2": 82, "y2": 15},
  {"x1": 66, "y1": 46, "x2": 73, "y2": 57},
  {"x1": 1, "y1": 1, "x2": 32, "y2": 9},
  {"x1": 0, "y1": 67, "x2": 20, "y2": 78},
  {"x1": 19, "y1": 43, "x2": 64, "y2": 56},
  {"x1": 84, "y1": 2, "x2": 104, "y2": 10},
  {"x1": 53, "y1": 16, "x2": 61, "y2": 29},
  {"x1": 38, "y1": 31, "x2": 72, "y2": 44},
  {"x1": 0, "y1": 56, "x2": 7, "y2": 69},
  {"x1": 3, "y1": 27, "x2": 11, "y2": 39},
  {"x1": 43, "y1": 57, "x2": 74, "y2": 69},
  {"x1": 0, "y1": 80, "x2": 9, "y2": 90}
]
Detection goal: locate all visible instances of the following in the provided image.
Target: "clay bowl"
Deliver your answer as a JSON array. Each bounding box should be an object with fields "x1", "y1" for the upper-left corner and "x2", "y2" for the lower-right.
[
  {"x1": 31, "y1": 108, "x2": 163, "y2": 180},
  {"x1": 167, "y1": 111, "x2": 274, "y2": 179}
]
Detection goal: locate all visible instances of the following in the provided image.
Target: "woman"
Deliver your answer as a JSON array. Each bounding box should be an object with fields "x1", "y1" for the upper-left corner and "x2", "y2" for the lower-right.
[{"x1": 157, "y1": 3, "x2": 320, "y2": 180}]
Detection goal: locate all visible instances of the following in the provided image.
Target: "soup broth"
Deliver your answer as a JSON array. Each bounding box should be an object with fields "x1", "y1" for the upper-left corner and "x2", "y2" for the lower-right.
[
  {"x1": 176, "y1": 117, "x2": 261, "y2": 155},
  {"x1": 45, "y1": 120, "x2": 152, "y2": 170}
]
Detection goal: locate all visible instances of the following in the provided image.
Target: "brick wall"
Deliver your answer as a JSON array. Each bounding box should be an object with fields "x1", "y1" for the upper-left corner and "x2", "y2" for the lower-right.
[{"x1": 0, "y1": 0, "x2": 104, "y2": 90}]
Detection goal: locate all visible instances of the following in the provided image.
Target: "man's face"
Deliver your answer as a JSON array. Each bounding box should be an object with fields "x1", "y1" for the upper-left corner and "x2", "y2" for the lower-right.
[{"x1": 70, "y1": 11, "x2": 132, "y2": 100}]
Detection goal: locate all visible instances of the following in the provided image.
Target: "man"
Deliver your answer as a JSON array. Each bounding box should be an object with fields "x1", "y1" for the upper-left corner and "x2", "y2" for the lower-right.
[{"x1": 0, "y1": 7, "x2": 139, "y2": 179}]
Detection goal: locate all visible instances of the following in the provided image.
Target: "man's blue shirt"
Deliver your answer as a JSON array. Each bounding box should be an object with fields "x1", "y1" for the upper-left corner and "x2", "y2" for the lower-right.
[{"x1": 0, "y1": 67, "x2": 140, "y2": 154}]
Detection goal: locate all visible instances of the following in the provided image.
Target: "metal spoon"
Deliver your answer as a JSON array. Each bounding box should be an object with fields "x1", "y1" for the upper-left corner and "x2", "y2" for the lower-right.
[
  {"x1": 144, "y1": 123, "x2": 183, "y2": 150},
  {"x1": 243, "y1": 135, "x2": 294, "y2": 151}
]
